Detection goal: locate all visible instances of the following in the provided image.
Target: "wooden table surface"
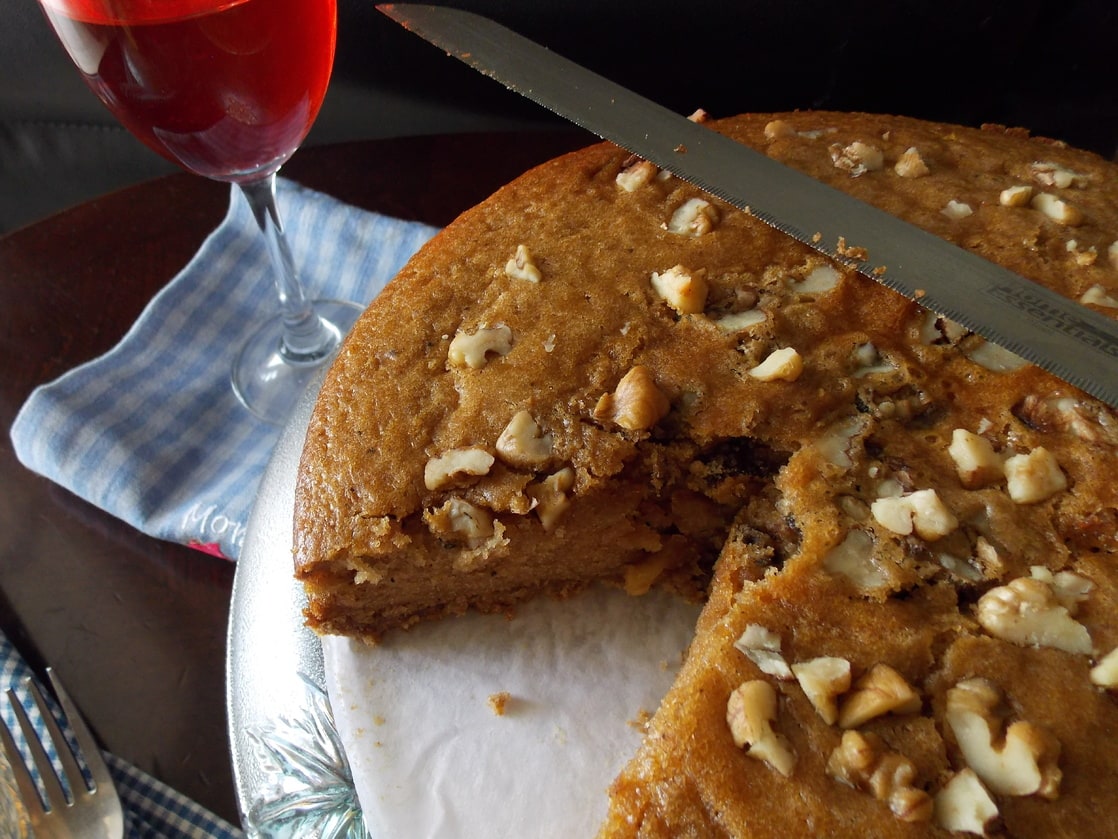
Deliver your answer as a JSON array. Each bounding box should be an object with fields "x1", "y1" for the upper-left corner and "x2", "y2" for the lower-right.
[{"x1": 0, "y1": 129, "x2": 587, "y2": 825}]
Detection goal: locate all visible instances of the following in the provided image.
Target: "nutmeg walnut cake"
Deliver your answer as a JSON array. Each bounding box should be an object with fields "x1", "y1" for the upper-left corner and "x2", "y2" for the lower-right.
[{"x1": 294, "y1": 111, "x2": 1118, "y2": 836}]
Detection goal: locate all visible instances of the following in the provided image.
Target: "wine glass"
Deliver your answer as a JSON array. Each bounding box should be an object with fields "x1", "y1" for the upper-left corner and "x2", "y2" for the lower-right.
[{"x1": 38, "y1": 0, "x2": 361, "y2": 424}]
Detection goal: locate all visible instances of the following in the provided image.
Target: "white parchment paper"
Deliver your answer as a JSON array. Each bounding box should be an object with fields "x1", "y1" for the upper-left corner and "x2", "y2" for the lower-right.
[{"x1": 322, "y1": 586, "x2": 701, "y2": 838}]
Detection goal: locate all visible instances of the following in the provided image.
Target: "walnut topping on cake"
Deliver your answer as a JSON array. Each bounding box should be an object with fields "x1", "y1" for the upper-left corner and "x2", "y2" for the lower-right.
[
  {"x1": 933, "y1": 769, "x2": 1000, "y2": 836},
  {"x1": 526, "y1": 466, "x2": 574, "y2": 530},
  {"x1": 733, "y1": 624, "x2": 794, "y2": 680},
  {"x1": 976, "y1": 569, "x2": 1093, "y2": 654},
  {"x1": 1030, "y1": 160, "x2": 1090, "y2": 189},
  {"x1": 496, "y1": 410, "x2": 554, "y2": 468},
  {"x1": 827, "y1": 730, "x2": 933, "y2": 822},
  {"x1": 1091, "y1": 647, "x2": 1118, "y2": 689},
  {"x1": 666, "y1": 198, "x2": 719, "y2": 236},
  {"x1": 748, "y1": 347, "x2": 803, "y2": 382},
  {"x1": 424, "y1": 498, "x2": 496, "y2": 551},
  {"x1": 424, "y1": 447, "x2": 495, "y2": 491},
  {"x1": 505, "y1": 243, "x2": 543, "y2": 282},
  {"x1": 1003, "y1": 447, "x2": 1067, "y2": 504},
  {"x1": 948, "y1": 429, "x2": 1004, "y2": 489},
  {"x1": 871, "y1": 489, "x2": 958, "y2": 541},
  {"x1": 1081, "y1": 284, "x2": 1118, "y2": 307},
  {"x1": 594, "y1": 365, "x2": 671, "y2": 431},
  {"x1": 945, "y1": 679, "x2": 1062, "y2": 799},
  {"x1": 823, "y1": 529, "x2": 888, "y2": 590},
  {"x1": 447, "y1": 324, "x2": 513, "y2": 369},
  {"x1": 837, "y1": 663, "x2": 921, "y2": 729},
  {"x1": 1030, "y1": 192, "x2": 1084, "y2": 226},
  {"x1": 650, "y1": 265, "x2": 709, "y2": 314},
  {"x1": 791, "y1": 656, "x2": 851, "y2": 725},
  {"x1": 830, "y1": 141, "x2": 884, "y2": 176},
  {"x1": 942, "y1": 199, "x2": 974, "y2": 220},
  {"x1": 616, "y1": 159, "x2": 659, "y2": 192},
  {"x1": 893, "y1": 147, "x2": 930, "y2": 178},
  {"x1": 999, "y1": 184, "x2": 1033, "y2": 207},
  {"x1": 726, "y1": 680, "x2": 796, "y2": 777},
  {"x1": 764, "y1": 119, "x2": 797, "y2": 140}
]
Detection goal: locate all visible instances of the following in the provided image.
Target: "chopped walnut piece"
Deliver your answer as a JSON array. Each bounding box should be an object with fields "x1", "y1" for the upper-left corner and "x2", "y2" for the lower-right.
[
  {"x1": 749, "y1": 347, "x2": 803, "y2": 382},
  {"x1": 424, "y1": 447, "x2": 495, "y2": 491},
  {"x1": 424, "y1": 497, "x2": 495, "y2": 550},
  {"x1": 1030, "y1": 192, "x2": 1084, "y2": 226},
  {"x1": 999, "y1": 184, "x2": 1033, "y2": 207},
  {"x1": 893, "y1": 147, "x2": 930, "y2": 178},
  {"x1": 1030, "y1": 160, "x2": 1090, "y2": 189},
  {"x1": 791, "y1": 263, "x2": 842, "y2": 294},
  {"x1": 1080, "y1": 284, "x2": 1118, "y2": 307},
  {"x1": 823, "y1": 529, "x2": 889, "y2": 590},
  {"x1": 733, "y1": 624, "x2": 794, "y2": 680},
  {"x1": 714, "y1": 308, "x2": 767, "y2": 332},
  {"x1": 687, "y1": 107, "x2": 709, "y2": 123},
  {"x1": 495, "y1": 410, "x2": 554, "y2": 468},
  {"x1": 934, "y1": 769, "x2": 1000, "y2": 837},
  {"x1": 1014, "y1": 394, "x2": 1118, "y2": 447},
  {"x1": 964, "y1": 339, "x2": 1029, "y2": 372},
  {"x1": 827, "y1": 731, "x2": 933, "y2": 823},
  {"x1": 526, "y1": 466, "x2": 575, "y2": 530},
  {"x1": 830, "y1": 141, "x2": 885, "y2": 176},
  {"x1": 942, "y1": 199, "x2": 974, "y2": 220},
  {"x1": 505, "y1": 243, "x2": 543, "y2": 282},
  {"x1": 1003, "y1": 447, "x2": 1066, "y2": 504},
  {"x1": 616, "y1": 159, "x2": 659, "y2": 192},
  {"x1": 726, "y1": 680, "x2": 797, "y2": 777},
  {"x1": 594, "y1": 365, "x2": 671, "y2": 431},
  {"x1": 1109, "y1": 241, "x2": 1118, "y2": 270},
  {"x1": 948, "y1": 429, "x2": 1004, "y2": 489},
  {"x1": 764, "y1": 119, "x2": 797, "y2": 140},
  {"x1": 650, "y1": 264, "x2": 709, "y2": 314},
  {"x1": 945, "y1": 678, "x2": 1062, "y2": 799},
  {"x1": 447, "y1": 324, "x2": 513, "y2": 369},
  {"x1": 837, "y1": 663, "x2": 921, "y2": 729},
  {"x1": 666, "y1": 197, "x2": 719, "y2": 236},
  {"x1": 871, "y1": 489, "x2": 958, "y2": 541},
  {"x1": 816, "y1": 415, "x2": 867, "y2": 469},
  {"x1": 976, "y1": 572, "x2": 1093, "y2": 655},
  {"x1": 1090, "y1": 646, "x2": 1118, "y2": 689},
  {"x1": 791, "y1": 656, "x2": 852, "y2": 725}
]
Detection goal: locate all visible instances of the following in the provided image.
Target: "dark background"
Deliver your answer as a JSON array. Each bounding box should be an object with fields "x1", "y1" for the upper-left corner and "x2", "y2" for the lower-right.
[{"x1": 2, "y1": 0, "x2": 1115, "y2": 235}]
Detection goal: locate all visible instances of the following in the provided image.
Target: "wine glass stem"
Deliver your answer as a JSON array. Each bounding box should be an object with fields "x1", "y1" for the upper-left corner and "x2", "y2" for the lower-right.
[{"x1": 238, "y1": 174, "x2": 338, "y2": 363}]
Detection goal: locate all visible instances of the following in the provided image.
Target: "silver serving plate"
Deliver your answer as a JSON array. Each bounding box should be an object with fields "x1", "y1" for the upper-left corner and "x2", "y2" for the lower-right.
[{"x1": 226, "y1": 369, "x2": 369, "y2": 839}]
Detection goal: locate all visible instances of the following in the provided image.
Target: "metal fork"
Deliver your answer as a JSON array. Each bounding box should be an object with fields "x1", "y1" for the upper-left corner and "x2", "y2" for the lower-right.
[{"x1": 0, "y1": 668, "x2": 124, "y2": 838}]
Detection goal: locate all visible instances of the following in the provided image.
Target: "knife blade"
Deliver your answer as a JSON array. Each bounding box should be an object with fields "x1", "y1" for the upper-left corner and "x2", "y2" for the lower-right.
[{"x1": 378, "y1": 3, "x2": 1118, "y2": 409}]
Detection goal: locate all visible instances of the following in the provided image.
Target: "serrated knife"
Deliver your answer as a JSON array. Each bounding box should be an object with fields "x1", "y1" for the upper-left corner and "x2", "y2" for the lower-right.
[{"x1": 377, "y1": 3, "x2": 1118, "y2": 409}]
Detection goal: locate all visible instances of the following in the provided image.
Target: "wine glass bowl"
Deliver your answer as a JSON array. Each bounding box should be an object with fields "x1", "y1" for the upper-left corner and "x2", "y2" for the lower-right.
[{"x1": 39, "y1": 0, "x2": 361, "y2": 424}]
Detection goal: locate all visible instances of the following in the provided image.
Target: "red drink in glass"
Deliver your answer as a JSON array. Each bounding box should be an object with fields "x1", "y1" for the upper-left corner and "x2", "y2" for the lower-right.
[{"x1": 40, "y1": 0, "x2": 337, "y2": 181}]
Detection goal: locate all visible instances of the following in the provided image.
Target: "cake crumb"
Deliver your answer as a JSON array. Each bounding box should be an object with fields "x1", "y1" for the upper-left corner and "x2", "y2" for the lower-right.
[
  {"x1": 628, "y1": 708, "x2": 654, "y2": 732},
  {"x1": 488, "y1": 691, "x2": 512, "y2": 716}
]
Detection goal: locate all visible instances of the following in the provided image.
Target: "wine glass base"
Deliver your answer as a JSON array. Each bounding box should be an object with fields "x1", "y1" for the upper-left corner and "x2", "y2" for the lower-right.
[{"x1": 232, "y1": 299, "x2": 363, "y2": 425}]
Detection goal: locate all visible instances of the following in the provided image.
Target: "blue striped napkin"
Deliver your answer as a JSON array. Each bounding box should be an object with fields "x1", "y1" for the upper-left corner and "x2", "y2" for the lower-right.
[
  {"x1": 9, "y1": 179, "x2": 439, "y2": 560},
  {"x1": 1, "y1": 630, "x2": 244, "y2": 838}
]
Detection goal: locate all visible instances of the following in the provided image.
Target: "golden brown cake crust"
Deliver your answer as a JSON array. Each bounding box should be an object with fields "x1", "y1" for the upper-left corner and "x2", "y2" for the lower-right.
[{"x1": 294, "y1": 110, "x2": 1118, "y2": 834}]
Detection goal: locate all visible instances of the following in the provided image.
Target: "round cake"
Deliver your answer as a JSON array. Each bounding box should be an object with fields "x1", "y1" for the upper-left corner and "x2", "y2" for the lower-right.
[{"x1": 294, "y1": 111, "x2": 1118, "y2": 836}]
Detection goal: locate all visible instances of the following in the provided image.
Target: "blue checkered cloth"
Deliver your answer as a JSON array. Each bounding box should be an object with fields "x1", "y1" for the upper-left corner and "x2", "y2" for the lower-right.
[
  {"x1": 9, "y1": 178, "x2": 439, "y2": 561},
  {"x1": 1, "y1": 631, "x2": 244, "y2": 837}
]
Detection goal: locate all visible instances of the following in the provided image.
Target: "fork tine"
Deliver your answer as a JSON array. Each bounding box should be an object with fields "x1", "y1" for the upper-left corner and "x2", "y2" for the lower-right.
[
  {"x1": 0, "y1": 696, "x2": 43, "y2": 818},
  {"x1": 45, "y1": 668, "x2": 114, "y2": 794},
  {"x1": 33, "y1": 673, "x2": 96, "y2": 802},
  {"x1": 6, "y1": 684, "x2": 68, "y2": 813}
]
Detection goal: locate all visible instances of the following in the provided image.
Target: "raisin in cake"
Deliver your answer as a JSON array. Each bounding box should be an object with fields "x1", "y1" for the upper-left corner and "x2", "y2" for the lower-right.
[{"x1": 294, "y1": 111, "x2": 1118, "y2": 835}]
